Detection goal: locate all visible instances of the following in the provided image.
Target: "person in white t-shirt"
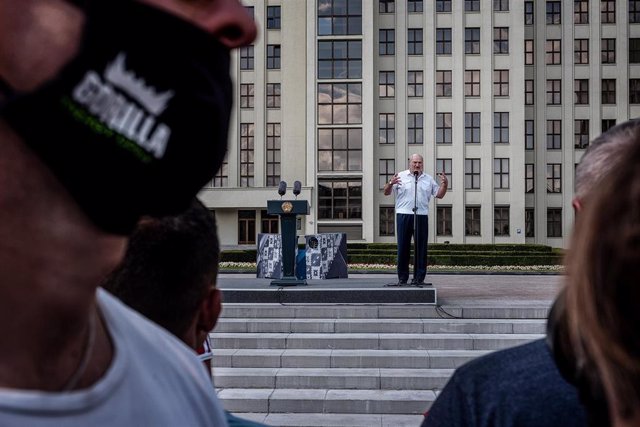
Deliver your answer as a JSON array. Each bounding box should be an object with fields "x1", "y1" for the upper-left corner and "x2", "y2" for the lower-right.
[
  {"x1": 383, "y1": 154, "x2": 448, "y2": 285},
  {"x1": 0, "y1": 0, "x2": 255, "y2": 425}
]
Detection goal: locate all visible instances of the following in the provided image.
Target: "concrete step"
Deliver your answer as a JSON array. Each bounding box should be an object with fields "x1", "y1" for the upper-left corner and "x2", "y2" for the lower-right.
[
  {"x1": 229, "y1": 412, "x2": 424, "y2": 427},
  {"x1": 215, "y1": 318, "x2": 546, "y2": 334},
  {"x1": 214, "y1": 367, "x2": 454, "y2": 390},
  {"x1": 217, "y1": 388, "x2": 436, "y2": 415},
  {"x1": 221, "y1": 304, "x2": 550, "y2": 319},
  {"x1": 210, "y1": 332, "x2": 544, "y2": 351},
  {"x1": 212, "y1": 348, "x2": 491, "y2": 369}
]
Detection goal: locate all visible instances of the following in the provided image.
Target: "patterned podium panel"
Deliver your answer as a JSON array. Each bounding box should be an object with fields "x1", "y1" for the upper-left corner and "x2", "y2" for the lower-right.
[
  {"x1": 256, "y1": 233, "x2": 282, "y2": 279},
  {"x1": 305, "y1": 233, "x2": 348, "y2": 279}
]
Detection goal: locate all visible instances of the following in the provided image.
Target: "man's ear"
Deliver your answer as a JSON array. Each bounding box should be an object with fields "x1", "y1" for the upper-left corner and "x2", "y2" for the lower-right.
[
  {"x1": 196, "y1": 287, "x2": 222, "y2": 343},
  {"x1": 572, "y1": 197, "x2": 582, "y2": 213}
]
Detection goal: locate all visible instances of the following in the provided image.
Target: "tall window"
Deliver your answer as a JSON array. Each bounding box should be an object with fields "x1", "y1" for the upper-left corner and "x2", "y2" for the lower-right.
[
  {"x1": 266, "y1": 44, "x2": 281, "y2": 69},
  {"x1": 547, "y1": 120, "x2": 562, "y2": 149},
  {"x1": 240, "y1": 83, "x2": 254, "y2": 109},
  {"x1": 408, "y1": 113, "x2": 424, "y2": 144},
  {"x1": 525, "y1": 40, "x2": 534, "y2": 65},
  {"x1": 525, "y1": 1, "x2": 535, "y2": 24},
  {"x1": 379, "y1": 71, "x2": 395, "y2": 98},
  {"x1": 525, "y1": 163, "x2": 535, "y2": 193},
  {"x1": 465, "y1": 28, "x2": 481, "y2": 54},
  {"x1": 465, "y1": 206, "x2": 481, "y2": 236},
  {"x1": 437, "y1": 206, "x2": 453, "y2": 236},
  {"x1": 318, "y1": 180, "x2": 362, "y2": 219},
  {"x1": 574, "y1": 0, "x2": 589, "y2": 24},
  {"x1": 601, "y1": 79, "x2": 616, "y2": 104},
  {"x1": 601, "y1": 38, "x2": 616, "y2": 64},
  {"x1": 436, "y1": 158, "x2": 453, "y2": 189},
  {"x1": 379, "y1": 113, "x2": 395, "y2": 144},
  {"x1": 240, "y1": 123, "x2": 254, "y2": 187},
  {"x1": 630, "y1": 39, "x2": 640, "y2": 63},
  {"x1": 238, "y1": 210, "x2": 256, "y2": 244},
  {"x1": 546, "y1": 39, "x2": 561, "y2": 64},
  {"x1": 494, "y1": 0, "x2": 509, "y2": 11},
  {"x1": 465, "y1": 70, "x2": 481, "y2": 96},
  {"x1": 525, "y1": 120, "x2": 535, "y2": 150},
  {"x1": 465, "y1": 112, "x2": 481, "y2": 144},
  {"x1": 494, "y1": 158, "x2": 509, "y2": 189},
  {"x1": 408, "y1": 71, "x2": 423, "y2": 97},
  {"x1": 494, "y1": 207, "x2": 510, "y2": 236},
  {"x1": 436, "y1": 28, "x2": 452, "y2": 55},
  {"x1": 379, "y1": 206, "x2": 395, "y2": 236},
  {"x1": 494, "y1": 70, "x2": 509, "y2": 96},
  {"x1": 547, "y1": 163, "x2": 562, "y2": 193},
  {"x1": 574, "y1": 79, "x2": 589, "y2": 104},
  {"x1": 266, "y1": 83, "x2": 281, "y2": 108},
  {"x1": 494, "y1": 113, "x2": 509, "y2": 144},
  {"x1": 601, "y1": 0, "x2": 615, "y2": 23},
  {"x1": 318, "y1": 128, "x2": 362, "y2": 171},
  {"x1": 318, "y1": 83, "x2": 362, "y2": 124},
  {"x1": 437, "y1": 0, "x2": 452, "y2": 12},
  {"x1": 379, "y1": 159, "x2": 396, "y2": 189},
  {"x1": 547, "y1": 208, "x2": 562, "y2": 237},
  {"x1": 630, "y1": 79, "x2": 640, "y2": 104},
  {"x1": 379, "y1": 29, "x2": 395, "y2": 55},
  {"x1": 630, "y1": 0, "x2": 640, "y2": 23},
  {"x1": 261, "y1": 210, "x2": 279, "y2": 234},
  {"x1": 436, "y1": 113, "x2": 452, "y2": 144},
  {"x1": 525, "y1": 79, "x2": 534, "y2": 105},
  {"x1": 408, "y1": 0, "x2": 423, "y2": 13},
  {"x1": 602, "y1": 119, "x2": 616, "y2": 133},
  {"x1": 493, "y1": 27, "x2": 509, "y2": 54},
  {"x1": 436, "y1": 70, "x2": 452, "y2": 97},
  {"x1": 318, "y1": 0, "x2": 362, "y2": 35},
  {"x1": 408, "y1": 29, "x2": 423, "y2": 55},
  {"x1": 267, "y1": 6, "x2": 281, "y2": 29},
  {"x1": 575, "y1": 39, "x2": 589, "y2": 64},
  {"x1": 575, "y1": 119, "x2": 589, "y2": 149},
  {"x1": 525, "y1": 208, "x2": 535, "y2": 237},
  {"x1": 546, "y1": 79, "x2": 561, "y2": 105},
  {"x1": 465, "y1": 158, "x2": 481, "y2": 189},
  {"x1": 266, "y1": 123, "x2": 281, "y2": 187},
  {"x1": 318, "y1": 40, "x2": 362, "y2": 79},
  {"x1": 379, "y1": 0, "x2": 394, "y2": 13},
  {"x1": 240, "y1": 46, "x2": 254, "y2": 70},
  {"x1": 465, "y1": 0, "x2": 480, "y2": 12},
  {"x1": 546, "y1": 1, "x2": 562, "y2": 24},
  {"x1": 211, "y1": 159, "x2": 228, "y2": 187}
]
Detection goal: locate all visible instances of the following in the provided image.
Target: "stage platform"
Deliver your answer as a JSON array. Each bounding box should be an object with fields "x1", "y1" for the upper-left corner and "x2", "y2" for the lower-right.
[{"x1": 218, "y1": 273, "x2": 563, "y2": 306}]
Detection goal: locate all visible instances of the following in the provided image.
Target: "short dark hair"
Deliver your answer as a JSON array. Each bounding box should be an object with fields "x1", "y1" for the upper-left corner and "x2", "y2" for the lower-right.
[{"x1": 103, "y1": 199, "x2": 219, "y2": 337}]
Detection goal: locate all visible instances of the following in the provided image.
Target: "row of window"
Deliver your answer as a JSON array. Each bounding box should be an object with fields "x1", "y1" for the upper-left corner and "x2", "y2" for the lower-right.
[
  {"x1": 239, "y1": 45, "x2": 280, "y2": 70},
  {"x1": 379, "y1": 0, "x2": 509, "y2": 14},
  {"x1": 532, "y1": 78, "x2": 640, "y2": 106},
  {"x1": 235, "y1": 204, "x2": 562, "y2": 245},
  {"x1": 240, "y1": 83, "x2": 281, "y2": 109},
  {"x1": 525, "y1": 38, "x2": 640, "y2": 66},
  {"x1": 379, "y1": 158, "x2": 566, "y2": 193},
  {"x1": 244, "y1": 6, "x2": 281, "y2": 30},
  {"x1": 380, "y1": 206, "x2": 562, "y2": 238}
]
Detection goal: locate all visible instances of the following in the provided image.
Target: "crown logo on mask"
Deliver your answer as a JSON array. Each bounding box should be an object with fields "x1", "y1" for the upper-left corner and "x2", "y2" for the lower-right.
[{"x1": 105, "y1": 53, "x2": 174, "y2": 115}]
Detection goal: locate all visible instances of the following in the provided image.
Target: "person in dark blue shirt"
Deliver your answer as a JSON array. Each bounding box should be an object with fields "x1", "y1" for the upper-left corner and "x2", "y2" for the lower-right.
[{"x1": 422, "y1": 339, "x2": 586, "y2": 427}]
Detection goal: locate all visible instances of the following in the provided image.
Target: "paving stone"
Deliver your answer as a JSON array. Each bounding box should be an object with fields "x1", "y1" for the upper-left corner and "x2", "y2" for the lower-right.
[
  {"x1": 325, "y1": 389, "x2": 436, "y2": 414},
  {"x1": 268, "y1": 389, "x2": 327, "y2": 413},
  {"x1": 264, "y1": 413, "x2": 383, "y2": 427},
  {"x1": 217, "y1": 388, "x2": 273, "y2": 413},
  {"x1": 281, "y1": 349, "x2": 332, "y2": 368}
]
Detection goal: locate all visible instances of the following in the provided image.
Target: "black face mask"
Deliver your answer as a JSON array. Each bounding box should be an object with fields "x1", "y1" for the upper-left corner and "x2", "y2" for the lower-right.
[{"x1": 1, "y1": 0, "x2": 232, "y2": 234}]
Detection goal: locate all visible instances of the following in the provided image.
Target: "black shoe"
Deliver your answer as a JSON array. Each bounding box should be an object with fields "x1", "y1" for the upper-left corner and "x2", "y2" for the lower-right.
[
  {"x1": 398, "y1": 280, "x2": 408, "y2": 285},
  {"x1": 413, "y1": 281, "x2": 432, "y2": 287}
]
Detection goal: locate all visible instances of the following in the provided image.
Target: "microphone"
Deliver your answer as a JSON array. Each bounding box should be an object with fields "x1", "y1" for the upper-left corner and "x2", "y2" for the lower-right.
[
  {"x1": 278, "y1": 181, "x2": 287, "y2": 197},
  {"x1": 414, "y1": 170, "x2": 419, "y2": 181},
  {"x1": 293, "y1": 181, "x2": 302, "y2": 198}
]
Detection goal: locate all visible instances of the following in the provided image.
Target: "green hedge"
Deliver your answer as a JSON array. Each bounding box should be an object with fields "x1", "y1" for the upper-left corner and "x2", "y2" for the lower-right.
[{"x1": 220, "y1": 244, "x2": 563, "y2": 265}]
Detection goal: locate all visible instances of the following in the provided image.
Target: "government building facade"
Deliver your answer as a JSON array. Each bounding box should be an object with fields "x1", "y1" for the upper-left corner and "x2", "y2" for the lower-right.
[{"x1": 199, "y1": 0, "x2": 640, "y2": 248}]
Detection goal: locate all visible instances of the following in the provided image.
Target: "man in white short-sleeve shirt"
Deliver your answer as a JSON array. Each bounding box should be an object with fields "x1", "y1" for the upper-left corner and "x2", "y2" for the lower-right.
[{"x1": 383, "y1": 154, "x2": 448, "y2": 285}]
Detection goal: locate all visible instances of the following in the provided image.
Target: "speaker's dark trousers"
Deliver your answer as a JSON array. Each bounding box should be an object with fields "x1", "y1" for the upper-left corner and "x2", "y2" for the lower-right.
[{"x1": 396, "y1": 213, "x2": 429, "y2": 283}]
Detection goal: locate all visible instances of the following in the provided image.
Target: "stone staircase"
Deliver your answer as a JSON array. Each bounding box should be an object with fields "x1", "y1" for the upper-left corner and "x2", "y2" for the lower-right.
[{"x1": 211, "y1": 304, "x2": 548, "y2": 427}]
